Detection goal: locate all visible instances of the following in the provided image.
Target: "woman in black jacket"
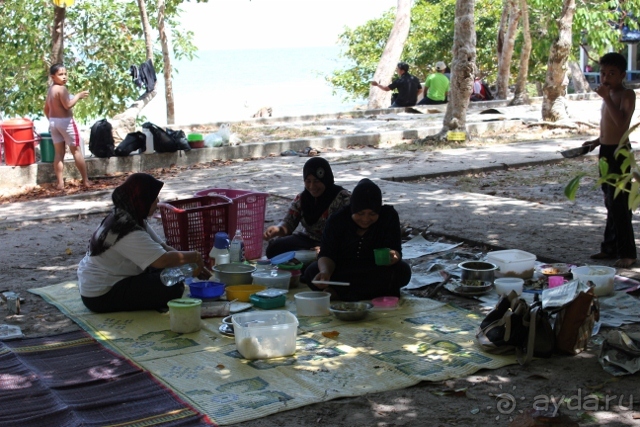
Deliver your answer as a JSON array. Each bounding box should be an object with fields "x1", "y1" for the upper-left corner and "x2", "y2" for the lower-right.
[{"x1": 304, "y1": 178, "x2": 411, "y2": 301}]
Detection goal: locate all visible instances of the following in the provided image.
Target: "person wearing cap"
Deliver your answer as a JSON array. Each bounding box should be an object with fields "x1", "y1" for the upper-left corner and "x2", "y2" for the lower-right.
[
  {"x1": 371, "y1": 62, "x2": 422, "y2": 107},
  {"x1": 418, "y1": 61, "x2": 450, "y2": 105},
  {"x1": 263, "y1": 157, "x2": 351, "y2": 260},
  {"x1": 304, "y1": 178, "x2": 411, "y2": 301}
]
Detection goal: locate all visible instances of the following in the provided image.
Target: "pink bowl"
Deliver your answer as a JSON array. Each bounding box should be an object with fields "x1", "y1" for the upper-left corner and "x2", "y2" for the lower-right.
[{"x1": 371, "y1": 296, "x2": 399, "y2": 309}]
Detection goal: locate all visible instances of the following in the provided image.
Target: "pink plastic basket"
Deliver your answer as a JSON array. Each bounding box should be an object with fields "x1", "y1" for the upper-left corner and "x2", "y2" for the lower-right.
[
  {"x1": 193, "y1": 188, "x2": 269, "y2": 260},
  {"x1": 158, "y1": 195, "x2": 232, "y2": 266}
]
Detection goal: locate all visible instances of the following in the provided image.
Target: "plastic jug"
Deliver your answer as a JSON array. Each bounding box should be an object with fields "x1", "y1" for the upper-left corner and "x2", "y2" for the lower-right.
[
  {"x1": 209, "y1": 232, "x2": 230, "y2": 267},
  {"x1": 141, "y1": 128, "x2": 154, "y2": 154}
]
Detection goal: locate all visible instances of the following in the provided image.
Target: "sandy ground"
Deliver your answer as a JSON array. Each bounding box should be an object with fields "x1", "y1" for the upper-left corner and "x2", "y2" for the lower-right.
[{"x1": 2, "y1": 123, "x2": 640, "y2": 426}]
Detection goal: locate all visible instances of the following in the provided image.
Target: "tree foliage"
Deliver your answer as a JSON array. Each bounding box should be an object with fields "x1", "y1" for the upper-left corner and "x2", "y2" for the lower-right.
[
  {"x1": 0, "y1": 0, "x2": 197, "y2": 123},
  {"x1": 330, "y1": 0, "x2": 640, "y2": 101}
]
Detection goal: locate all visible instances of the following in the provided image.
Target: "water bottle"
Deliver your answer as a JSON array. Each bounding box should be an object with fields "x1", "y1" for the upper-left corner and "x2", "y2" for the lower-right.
[
  {"x1": 209, "y1": 232, "x2": 230, "y2": 267},
  {"x1": 229, "y1": 229, "x2": 245, "y2": 263},
  {"x1": 160, "y1": 263, "x2": 196, "y2": 286}
]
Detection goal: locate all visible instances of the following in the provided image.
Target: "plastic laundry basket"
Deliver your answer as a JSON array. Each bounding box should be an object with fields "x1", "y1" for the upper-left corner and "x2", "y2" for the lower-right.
[
  {"x1": 159, "y1": 195, "x2": 232, "y2": 267},
  {"x1": 193, "y1": 188, "x2": 269, "y2": 260}
]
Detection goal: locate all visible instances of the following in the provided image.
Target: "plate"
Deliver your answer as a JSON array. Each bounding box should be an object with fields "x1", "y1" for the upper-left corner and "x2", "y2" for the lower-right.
[
  {"x1": 445, "y1": 282, "x2": 494, "y2": 296},
  {"x1": 218, "y1": 323, "x2": 234, "y2": 337},
  {"x1": 537, "y1": 263, "x2": 573, "y2": 277}
]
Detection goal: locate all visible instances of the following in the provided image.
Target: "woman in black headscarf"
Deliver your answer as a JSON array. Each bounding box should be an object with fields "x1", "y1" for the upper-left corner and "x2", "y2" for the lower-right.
[
  {"x1": 304, "y1": 178, "x2": 411, "y2": 301},
  {"x1": 263, "y1": 157, "x2": 350, "y2": 259},
  {"x1": 77, "y1": 173, "x2": 205, "y2": 313}
]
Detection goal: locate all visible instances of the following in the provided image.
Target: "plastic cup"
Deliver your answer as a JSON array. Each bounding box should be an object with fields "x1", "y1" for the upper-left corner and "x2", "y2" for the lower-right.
[
  {"x1": 374, "y1": 248, "x2": 391, "y2": 266},
  {"x1": 548, "y1": 276, "x2": 565, "y2": 288}
]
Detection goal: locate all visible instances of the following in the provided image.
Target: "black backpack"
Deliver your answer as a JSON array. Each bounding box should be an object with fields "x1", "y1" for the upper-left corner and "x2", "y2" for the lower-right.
[
  {"x1": 88, "y1": 119, "x2": 115, "y2": 158},
  {"x1": 114, "y1": 131, "x2": 146, "y2": 156},
  {"x1": 141, "y1": 122, "x2": 190, "y2": 153}
]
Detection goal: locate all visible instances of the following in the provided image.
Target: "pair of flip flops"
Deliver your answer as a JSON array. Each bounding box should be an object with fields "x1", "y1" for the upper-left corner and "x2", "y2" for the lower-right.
[{"x1": 280, "y1": 147, "x2": 321, "y2": 157}]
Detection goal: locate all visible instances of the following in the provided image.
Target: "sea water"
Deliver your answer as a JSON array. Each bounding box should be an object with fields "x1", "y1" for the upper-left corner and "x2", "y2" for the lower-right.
[{"x1": 142, "y1": 45, "x2": 365, "y2": 126}]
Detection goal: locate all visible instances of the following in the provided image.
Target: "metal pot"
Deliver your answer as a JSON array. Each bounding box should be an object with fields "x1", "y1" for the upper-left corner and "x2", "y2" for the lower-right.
[
  {"x1": 457, "y1": 261, "x2": 498, "y2": 283},
  {"x1": 213, "y1": 263, "x2": 256, "y2": 286}
]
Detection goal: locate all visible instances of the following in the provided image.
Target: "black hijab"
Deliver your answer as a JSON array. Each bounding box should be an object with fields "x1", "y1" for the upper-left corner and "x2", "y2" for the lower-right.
[
  {"x1": 89, "y1": 173, "x2": 164, "y2": 256},
  {"x1": 300, "y1": 157, "x2": 344, "y2": 225},
  {"x1": 350, "y1": 178, "x2": 382, "y2": 214}
]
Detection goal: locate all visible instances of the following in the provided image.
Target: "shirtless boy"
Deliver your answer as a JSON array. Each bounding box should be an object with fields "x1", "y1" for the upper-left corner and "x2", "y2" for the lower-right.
[
  {"x1": 44, "y1": 64, "x2": 91, "y2": 190},
  {"x1": 583, "y1": 52, "x2": 637, "y2": 268}
]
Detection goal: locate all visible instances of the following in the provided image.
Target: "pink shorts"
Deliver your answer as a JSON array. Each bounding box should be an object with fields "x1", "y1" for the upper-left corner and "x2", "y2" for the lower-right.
[{"x1": 49, "y1": 117, "x2": 81, "y2": 147}]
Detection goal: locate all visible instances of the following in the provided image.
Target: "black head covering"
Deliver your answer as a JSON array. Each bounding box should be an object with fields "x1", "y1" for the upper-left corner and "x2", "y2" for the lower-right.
[
  {"x1": 350, "y1": 178, "x2": 382, "y2": 214},
  {"x1": 300, "y1": 157, "x2": 344, "y2": 225},
  {"x1": 89, "y1": 173, "x2": 164, "y2": 256}
]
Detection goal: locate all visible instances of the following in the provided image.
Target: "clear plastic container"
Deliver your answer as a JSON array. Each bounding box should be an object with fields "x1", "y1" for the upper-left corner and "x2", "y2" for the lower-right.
[
  {"x1": 161, "y1": 263, "x2": 196, "y2": 286},
  {"x1": 486, "y1": 249, "x2": 536, "y2": 279},
  {"x1": 252, "y1": 270, "x2": 292, "y2": 290},
  {"x1": 232, "y1": 310, "x2": 298, "y2": 359}
]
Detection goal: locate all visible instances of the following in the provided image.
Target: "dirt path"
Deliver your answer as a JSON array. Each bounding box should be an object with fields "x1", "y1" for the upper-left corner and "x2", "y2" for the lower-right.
[{"x1": 2, "y1": 126, "x2": 640, "y2": 426}]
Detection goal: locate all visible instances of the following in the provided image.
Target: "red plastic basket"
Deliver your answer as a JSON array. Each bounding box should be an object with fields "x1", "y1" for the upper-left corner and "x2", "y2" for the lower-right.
[
  {"x1": 193, "y1": 188, "x2": 269, "y2": 260},
  {"x1": 158, "y1": 195, "x2": 232, "y2": 266}
]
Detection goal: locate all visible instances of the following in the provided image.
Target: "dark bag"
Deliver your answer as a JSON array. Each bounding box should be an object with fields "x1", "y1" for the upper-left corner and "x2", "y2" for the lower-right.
[
  {"x1": 476, "y1": 291, "x2": 555, "y2": 365},
  {"x1": 88, "y1": 119, "x2": 115, "y2": 158},
  {"x1": 481, "y1": 82, "x2": 494, "y2": 100},
  {"x1": 114, "y1": 131, "x2": 146, "y2": 156},
  {"x1": 553, "y1": 287, "x2": 599, "y2": 355},
  {"x1": 142, "y1": 122, "x2": 190, "y2": 153}
]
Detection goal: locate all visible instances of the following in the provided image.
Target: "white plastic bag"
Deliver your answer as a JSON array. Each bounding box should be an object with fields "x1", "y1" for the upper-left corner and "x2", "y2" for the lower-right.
[
  {"x1": 218, "y1": 123, "x2": 231, "y2": 144},
  {"x1": 204, "y1": 133, "x2": 223, "y2": 147}
]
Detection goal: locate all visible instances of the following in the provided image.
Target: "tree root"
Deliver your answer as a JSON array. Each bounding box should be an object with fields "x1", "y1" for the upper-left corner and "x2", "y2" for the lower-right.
[{"x1": 526, "y1": 120, "x2": 597, "y2": 130}]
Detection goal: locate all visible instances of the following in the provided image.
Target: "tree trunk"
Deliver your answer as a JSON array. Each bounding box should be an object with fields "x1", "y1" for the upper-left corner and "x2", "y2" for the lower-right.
[
  {"x1": 51, "y1": 6, "x2": 65, "y2": 65},
  {"x1": 368, "y1": 0, "x2": 412, "y2": 110},
  {"x1": 568, "y1": 60, "x2": 591, "y2": 94},
  {"x1": 137, "y1": 0, "x2": 154, "y2": 61},
  {"x1": 418, "y1": 0, "x2": 476, "y2": 144},
  {"x1": 157, "y1": 0, "x2": 174, "y2": 124},
  {"x1": 510, "y1": 0, "x2": 531, "y2": 105},
  {"x1": 496, "y1": 0, "x2": 521, "y2": 99},
  {"x1": 542, "y1": 0, "x2": 576, "y2": 121},
  {"x1": 111, "y1": 0, "x2": 156, "y2": 141},
  {"x1": 496, "y1": 0, "x2": 508, "y2": 59}
]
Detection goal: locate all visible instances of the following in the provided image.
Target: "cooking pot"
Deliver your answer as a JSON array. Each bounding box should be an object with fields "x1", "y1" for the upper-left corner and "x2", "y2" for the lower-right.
[{"x1": 457, "y1": 261, "x2": 498, "y2": 283}]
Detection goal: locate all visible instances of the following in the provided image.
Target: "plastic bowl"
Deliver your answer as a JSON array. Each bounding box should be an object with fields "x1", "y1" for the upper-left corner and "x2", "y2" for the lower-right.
[
  {"x1": 571, "y1": 265, "x2": 616, "y2": 296},
  {"x1": 294, "y1": 291, "x2": 330, "y2": 316},
  {"x1": 330, "y1": 302, "x2": 373, "y2": 321},
  {"x1": 188, "y1": 281, "x2": 225, "y2": 299},
  {"x1": 493, "y1": 277, "x2": 524, "y2": 296},
  {"x1": 371, "y1": 296, "x2": 399, "y2": 309},
  {"x1": 225, "y1": 284, "x2": 267, "y2": 302}
]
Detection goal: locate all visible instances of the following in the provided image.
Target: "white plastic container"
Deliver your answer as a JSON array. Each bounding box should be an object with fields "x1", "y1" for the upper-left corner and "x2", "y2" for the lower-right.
[
  {"x1": 494, "y1": 277, "x2": 524, "y2": 296},
  {"x1": 571, "y1": 266, "x2": 616, "y2": 296},
  {"x1": 167, "y1": 298, "x2": 202, "y2": 333},
  {"x1": 486, "y1": 249, "x2": 536, "y2": 279},
  {"x1": 294, "y1": 291, "x2": 330, "y2": 316},
  {"x1": 232, "y1": 310, "x2": 299, "y2": 359},
  {"x1": 252, "y1": 270, "x2": 292, "y2": 290},
  {"x1": 141, "y1": 128, "x2": 154, "y2": 154}
]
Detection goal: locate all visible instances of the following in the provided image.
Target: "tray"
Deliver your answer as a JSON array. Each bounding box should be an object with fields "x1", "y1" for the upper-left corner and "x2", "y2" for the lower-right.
[{"x1": 445, "y1": 281, "x2": 494, "y2": 297}]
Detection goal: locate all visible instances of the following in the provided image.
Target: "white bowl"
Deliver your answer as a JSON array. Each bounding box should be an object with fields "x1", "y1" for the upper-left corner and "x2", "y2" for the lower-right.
[
  {"x1": 572, "y1": 266, "x2": 616, "y2": 296},
  {"x1": 493, "y1": 277, "x2": 524, "y2": 296}
]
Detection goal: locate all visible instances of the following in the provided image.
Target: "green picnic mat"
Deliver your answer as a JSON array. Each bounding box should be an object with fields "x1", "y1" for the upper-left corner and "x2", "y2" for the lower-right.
[{"x1": 31, "y1": 282, "x2": 516, "y2": 425}]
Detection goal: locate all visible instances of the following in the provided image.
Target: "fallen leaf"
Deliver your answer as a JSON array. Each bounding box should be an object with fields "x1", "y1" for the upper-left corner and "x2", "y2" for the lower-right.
[
  {"x1": 65, "y1": 248, "x2": 72, "y2": 255},
  {"x1": 322, "y1": 331, "x2": 339, "y2": 339},
  {"x1": 216, "y1": 364, "x2": 225, "y2": 369}
]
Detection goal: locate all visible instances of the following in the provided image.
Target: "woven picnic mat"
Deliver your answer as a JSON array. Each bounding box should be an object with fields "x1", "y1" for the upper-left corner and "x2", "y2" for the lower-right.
[
  {"x1": 31, "y1": 282, "x2": 516, "y2": 425},
  {"x1": 0, "y1": 329, "x2": 214, "y2": 427}
]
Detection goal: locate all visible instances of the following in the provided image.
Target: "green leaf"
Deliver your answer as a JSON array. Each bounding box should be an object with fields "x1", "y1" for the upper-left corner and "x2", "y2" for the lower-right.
[{"x1": 564, "y1": 173, "x2": 586, "y2": 201}]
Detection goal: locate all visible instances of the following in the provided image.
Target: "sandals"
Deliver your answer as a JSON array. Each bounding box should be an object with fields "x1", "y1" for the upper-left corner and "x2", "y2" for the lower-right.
[
  {"x1": 590, "y1": 252, "x2": 616, "y2": 260},
  {"x1": 614, "y1": 258, "x2": 637, "y2": 268}
]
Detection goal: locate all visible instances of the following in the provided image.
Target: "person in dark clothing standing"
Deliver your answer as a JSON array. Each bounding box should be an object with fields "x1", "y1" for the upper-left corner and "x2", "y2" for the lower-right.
[
  {"x1": 304, "y1": 178, "x2": 412, "y2": 301},
  {"x1": 371, "y1": 62, "x2": 422, "y2": 107}
]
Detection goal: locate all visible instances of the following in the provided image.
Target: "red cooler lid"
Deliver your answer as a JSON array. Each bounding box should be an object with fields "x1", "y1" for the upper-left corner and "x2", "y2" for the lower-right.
[{"x1": 2, "y1": 118, "x2": 34, "y2": 129}]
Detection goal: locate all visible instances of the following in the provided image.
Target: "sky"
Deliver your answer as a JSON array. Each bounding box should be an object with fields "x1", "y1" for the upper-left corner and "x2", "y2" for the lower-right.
[{"x1": 181, "y1": 0, "x2": 398, "y2": 51}]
